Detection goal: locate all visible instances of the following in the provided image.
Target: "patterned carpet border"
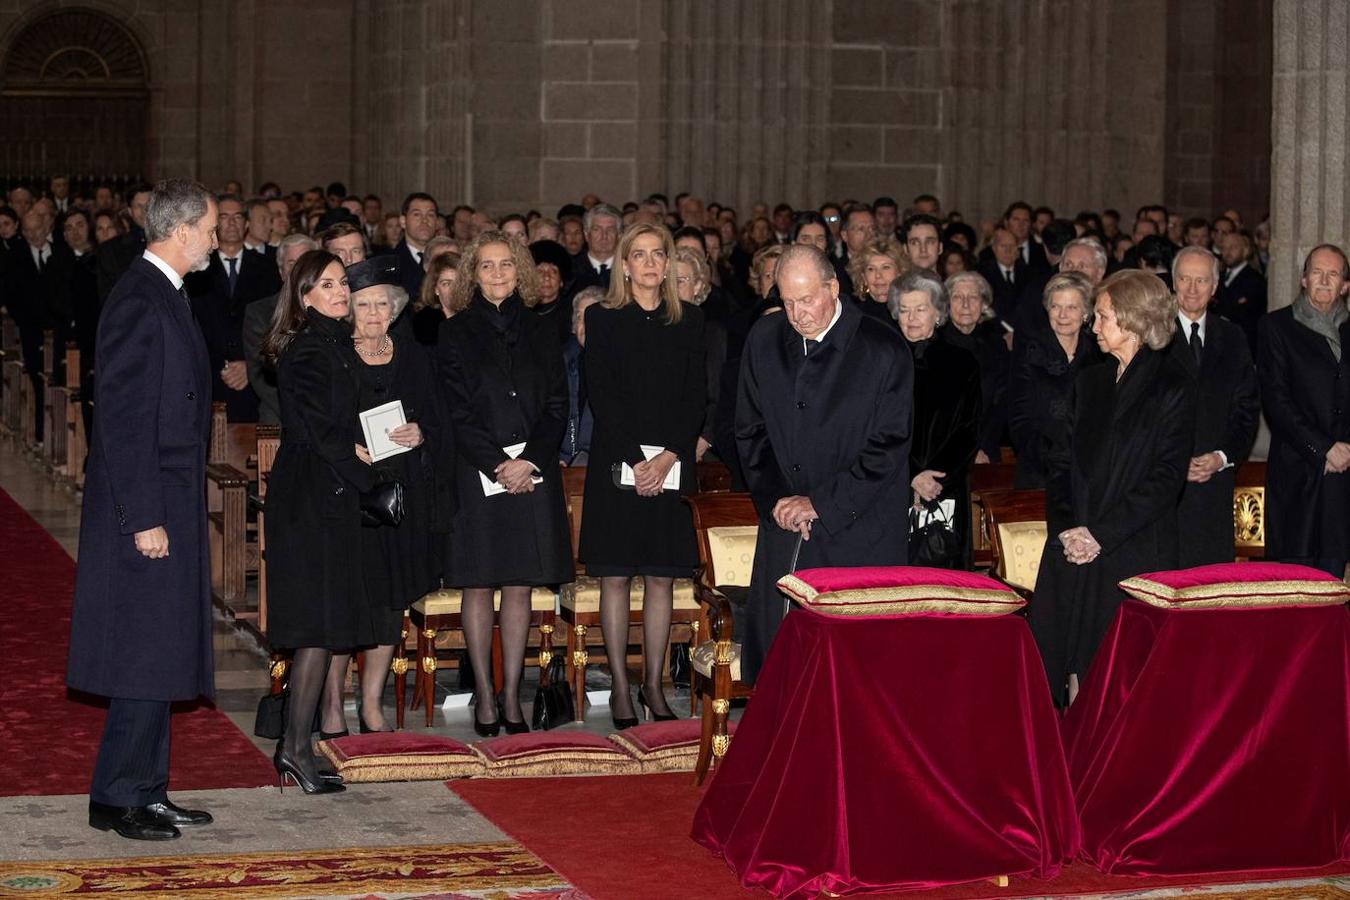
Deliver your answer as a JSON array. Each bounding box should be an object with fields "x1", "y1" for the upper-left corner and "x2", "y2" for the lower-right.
[{"x1": 0, "y1": 841, "x2": 579, "y2": 898}]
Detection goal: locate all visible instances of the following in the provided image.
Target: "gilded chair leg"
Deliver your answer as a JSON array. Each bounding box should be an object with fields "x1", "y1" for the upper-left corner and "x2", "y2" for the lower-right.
[
  {"x1": 694, "y1": 678, "x2": 716, "y2": 786},
  {"x1": 539, "y1": 621, "x2": 555, "y2": 686},
  {"x1": 571, "y1": 623, "x2": 588, "y2": 723},
  {"x1": 410, "y1": 626, "x2": 424, "y2": 712},
  {"x1": 392, "y1": 654, "x2": 408, "y2": 730},
  {"x1": 422, "y1": 627, "x2": 438, "y2": 727}
]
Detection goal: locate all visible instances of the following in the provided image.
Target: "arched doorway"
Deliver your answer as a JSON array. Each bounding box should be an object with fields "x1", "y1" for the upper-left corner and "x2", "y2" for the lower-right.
[{"x1": 0, "y1": 7, "x2": 150, "y2": 188}]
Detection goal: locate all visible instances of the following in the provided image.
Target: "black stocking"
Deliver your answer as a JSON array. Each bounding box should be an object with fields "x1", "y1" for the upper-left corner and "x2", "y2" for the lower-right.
[
  {"x1": 600, "y1": 576, "x2": 635, "y2": 720},
  {"x1": 640, "y1": 576, "x2": 674, "y2": 716},
  {"x1": 498, "y1": 586, "x2": 532, "y2": 723},
  {"x1": 461, "y1": 587, "x2": 498, "y2": 726},
  {"x1": 283, "y1": 647, "x2": 330, "y2": 781},
  {"x1": 359, "y1": 644, "x2": 396, "y2": 731},
  {"x1": 319, "y1": 652, "x2": 350, "y2": 734}
]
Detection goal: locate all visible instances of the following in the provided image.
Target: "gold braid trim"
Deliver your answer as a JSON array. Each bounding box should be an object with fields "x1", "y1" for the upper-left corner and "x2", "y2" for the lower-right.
[
  {"x1": 473, "y1": 751, "x2": 641, "y2": 777},
  {"x1": 776, "y1": 575, "x2": 1024, "y2": 615},
  {"x1": 327, "y1": 761, "x2": 485, "y2": 782},
  {"x1": 1120, "y1": 576, "x2": 1350, "y2": 609}
]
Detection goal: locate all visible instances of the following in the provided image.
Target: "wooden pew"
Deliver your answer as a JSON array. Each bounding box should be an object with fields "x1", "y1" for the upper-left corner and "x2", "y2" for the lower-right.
[
  {"x1": 0, "y1": 313, "x2": 22, "y2": 434},
  {"x1": 205, "y1": 403, "x2": 257, "y2": 617},
  {"x1": 970, "y1": 462, "x2": 1017, "y2": 570},
  {"x1": 63, "y1": 343, "x2": 86, "y2": 487}
]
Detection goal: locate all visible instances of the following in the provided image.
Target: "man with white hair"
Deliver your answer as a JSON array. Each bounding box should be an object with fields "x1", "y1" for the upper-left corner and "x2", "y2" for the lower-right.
[
  {"x1": 242, "y1": 233, "x2": 317, "y2": 424},
  {"x1": 1169, "y1": 244, "x2": 1260, "y2": 566},
  {"x1": 735, "y1": 244, "x2": 914, "y2": 683}
]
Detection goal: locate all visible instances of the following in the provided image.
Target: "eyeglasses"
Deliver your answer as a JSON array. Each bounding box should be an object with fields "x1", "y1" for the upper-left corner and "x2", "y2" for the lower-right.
[{"x1": 824, "y1": 215, "x2": 841, "y2": 223}]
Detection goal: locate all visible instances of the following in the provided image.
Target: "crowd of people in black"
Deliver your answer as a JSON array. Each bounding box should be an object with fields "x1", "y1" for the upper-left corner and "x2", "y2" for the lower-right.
[{"x1": 14, "y1": 176, "x2": 1348, "y2": 802}]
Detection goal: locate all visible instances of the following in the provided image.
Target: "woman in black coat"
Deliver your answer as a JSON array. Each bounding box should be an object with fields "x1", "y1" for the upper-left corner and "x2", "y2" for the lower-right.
[
  {"x1": 315, "y1": 260, "x2": 445, "y2": 738},
  {"x1": 1032, "y1": 270, "x2": 1195, "y2": 706},
  {"x1": 1258, "y1": 244, "x2": 1350, "y2": 577},
  {"x1": 264, "y1": 250, "x2": 389, "y2": 793},
  {"x1": 941, "y1": 271, "x2": 1012, "y2": 463},
  {"x1": 581, "y1": 223, "x2": 705, "y2": 727},
  {"x1": 890, "y1": 271, "x2": 981, "y2": 569},
  {"x1": 1007, "y1": 272, "x2": 1104, "y2": 488},
  {"x1": 437, "y1": 231, "x2": 573, "y2": 736}
]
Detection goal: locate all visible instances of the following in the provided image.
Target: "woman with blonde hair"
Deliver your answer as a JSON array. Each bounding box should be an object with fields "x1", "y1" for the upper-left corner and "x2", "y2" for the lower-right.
[
  {"x1": 849, "y1": 236, "x2": 908, "y2": 330},
  {"x1": 580, "y1": 223, "x2": 706, "y2": 727},
  {"x1": 1031, "y1": 269, "x2": 1194, "y2": 706},
  {"x1": 436, "y1": 230, "x2": 573, "y2": 735}
]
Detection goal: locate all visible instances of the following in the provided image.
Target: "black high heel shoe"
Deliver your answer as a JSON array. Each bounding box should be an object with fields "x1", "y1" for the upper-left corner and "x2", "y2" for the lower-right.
[
  {"x1": 472, "y1": 702, "x2": 501, "y2": 739},
  {"x1": 317, "y1": 729, "x2": 349, "y2": 741},
  {"x1": 497, "y1": 698, "x2": 529, "y2": 735},
  {"x1": 637, "y1": 687, "x2": 677, "y2": 722},
  {"x1": 357, "y1": 712, "x2": 393, "y2": 735},
  {"x1": 274, "y1": 748, "x2": 345, "y2": 794},
  {"x1": 611, "y1": 691, "x2": 639, "y2": 730}
]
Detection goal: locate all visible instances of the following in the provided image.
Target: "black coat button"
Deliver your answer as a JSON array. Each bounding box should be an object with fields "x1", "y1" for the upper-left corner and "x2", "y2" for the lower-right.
[
  {"x1": 796, "y1": 401, "x2": 806, "y2": 409},
  {"x1": 791, "y1": 464, "x2": 801, "y2": 472},
  {"x1": 186, "y1": 391, "x2": 196, "y2": 400},
  {"x1": 508, "y1": 390, "x2": 518, "y2": 398},
  {"x1": 333, "y1": 486, "x2": 344, "y2": 495}
]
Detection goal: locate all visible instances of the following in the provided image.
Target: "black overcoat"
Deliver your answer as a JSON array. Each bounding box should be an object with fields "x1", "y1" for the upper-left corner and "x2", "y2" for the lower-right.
[
  {"x1": 1258, "y1": 308, "x2": 1350, "y2": 561},
  {"x1": 1006, "y1": 327, "x2": 1103, "y2": 489},
  {"x1": 941, "y1": 320, "x2": 1011, "y2": 460},
  {"x1": 186, "y1": 250, "x2": 282, "y2": 423},
  {"x1": 1169, "y1": 316, "x2": 1261, "y2": 566},
  {"x1": 735, "y1": 300, "x2": 914, "y2": 683},
  {"x1": 265, "y1": 308, "x2": 382, "y2": 650},
  {"x1": 66, "y1": 257, "x2": 214, "y2": 701},
  {"x1": 437, "y1": 293, "x2": 573, "y2": 587},
  {"x1": 1030, "y1": 346, "x2": 1195, "y2": 701}
]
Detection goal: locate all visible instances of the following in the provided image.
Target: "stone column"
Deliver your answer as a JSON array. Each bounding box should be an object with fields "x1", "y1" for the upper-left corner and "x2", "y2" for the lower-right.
[{"x1": 1268, "y1": 0, "x2": 1350, "y2": 310}]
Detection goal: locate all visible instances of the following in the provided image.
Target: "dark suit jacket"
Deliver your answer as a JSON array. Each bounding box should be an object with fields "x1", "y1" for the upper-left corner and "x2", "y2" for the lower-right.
[
  {"x1": 186, "y1": 250, "x2": 283, "y2": 422},
  {"x1": 1169, "y1": 315, "x2": 1261, "y2": 566},
  {"x1": 1214, "y1": 264, "x2": 1267, "y2": 352},
  {"x1": 977, "y1": 257, "x2": 1032, "y2": 323},
  {"x1": 735, "y1": 300, "x2": 914, "y2": 682},
  {"x1": 566, "y1": 251, "x2": 613, "y2": 300},
  {"x1": 394, "y1": 238, "x2": 426, "y2": 300},
  {"x1": 1258, "y1": 307, "x2": 1350, "y2": 561},
  {"x1": 66, "y1": 257, "x2": 214, "y2": 701},
  {"x1": 96, "y1": 228, "x2": 146, "y2": 301},
  {"x1": 242, "y1": 292, "x2": 282, "y2": 425},
  {"x1": 5, "y1": 240, "x2": 75, "y2": 376}
]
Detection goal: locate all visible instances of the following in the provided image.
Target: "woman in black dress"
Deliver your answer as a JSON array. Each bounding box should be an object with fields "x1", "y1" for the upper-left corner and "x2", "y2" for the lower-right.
[
  {"x1": 411, "y1": 252, "x2": 461, "y2": 346},
  {"x1": 1031, "y1": 270, "x2": 1194, "y2": 706},
  {"x1": 316, "y1": 260, "x2": 443, "y2": 737},
  {"x1": 1007, "y1": 272, "x2": 1103, "y2": 488},
  {"x1": 582, "y1": 223, "x2": 705, "y2": 727},
  {"x1": 888, "y1": 270, "x2": 981, "y2": 569},
  {"x1": 437, "y1": 230, "x2": 573, "y2": 736},
  {"x1": 941, "y1": 271, "x2": 1011, "y2": 464},
  {"x1": 264, "y1": 250, "x2": 387, "y2": 794}
]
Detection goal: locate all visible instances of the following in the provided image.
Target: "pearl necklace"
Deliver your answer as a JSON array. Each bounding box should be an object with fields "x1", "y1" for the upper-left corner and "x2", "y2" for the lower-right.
[{"x1": 354, "y1": 335, "x2": 391, "y2": 358}]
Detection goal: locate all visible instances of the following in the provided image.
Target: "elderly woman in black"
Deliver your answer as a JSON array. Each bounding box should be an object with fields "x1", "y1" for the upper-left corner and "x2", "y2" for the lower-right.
[
  {"x1": 889, "y1": 270, "x2": 981, "y2": 568},
  {"x1": 316, "y1": 259, "x2": 443, "y2": 738},
  {"x1": 264, "y1": 250, "x2": 401, "y2": 793},
  {"x1": 941, "y1": 271, "x2": 1011, "y2": 464},
  {"x1": 1032, "y1": 269, "x2": 1194, "y2": 706},
  {"x1": 1007, "y1": 272, "x2": 1104, "y2": 488},
  {"x1": 582, "y1": 223, "x2": 705, "y2": 727},
  {"x1": 437, "y1": 230, "x2": 573, "y2": 736}
]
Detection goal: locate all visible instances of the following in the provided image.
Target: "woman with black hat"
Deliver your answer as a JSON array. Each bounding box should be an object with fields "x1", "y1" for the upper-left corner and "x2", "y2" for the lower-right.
[
  {"x1": 529, "y1": 238, "x2": 574, "y2": 345},
  {"x1": 314, "y1": 257, "x2": 448, "y2": 738}
]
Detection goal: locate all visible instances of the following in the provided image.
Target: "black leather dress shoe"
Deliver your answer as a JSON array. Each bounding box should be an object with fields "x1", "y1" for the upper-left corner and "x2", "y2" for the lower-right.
[
  {"x1": 88, "y1": 802, "x2": 180, "y2": 841},
  {"x1": 145, "y1": 800, "x2": 213, "y2": 827}
]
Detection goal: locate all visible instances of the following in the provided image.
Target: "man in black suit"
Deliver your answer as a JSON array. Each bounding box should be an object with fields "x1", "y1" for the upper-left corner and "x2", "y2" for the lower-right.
[
  {"x1": 1169, "y1": 246, "x2": 1260, "y2": 566},
  {"x1": 6, "y1": 208, "x2": 75, "y2": 441},
  {"x1": 394, "y1": 192, "x2": 439, "y2": 299},
  {"x1": 66, "y1": 179, "x2": 218, "y2": 841},
  {"x1": 977, "y1": 226, "x2": 1028, "y2": 323},
  {"x1": 1259, "y1": 244, "x2": 1350, "y2": 579},
  {"x1": 980, "y1": 201, "x2": 1048, "y2": 272},
  {"x1": 1215, "y1": 230, "x2": 1267, "y2": 353},
  {"x1": 97, "y1": 184, "x2": 152, "y2": 301},
  {"x1": 242, "y1": 198, "x2": 276, "y2": 261},
  {"x1": 735, "y1": 245, "x2": 914, "y2": 683},
  {"x1": 185, "y1": 194, "x2": 282, "y2": 423},
  {"x1": 566, "y1": 202, "x2": 621, "y2": 299}
]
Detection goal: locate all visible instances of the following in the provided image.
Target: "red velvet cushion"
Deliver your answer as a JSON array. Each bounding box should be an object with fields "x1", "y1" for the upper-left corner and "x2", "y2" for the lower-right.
[
  {"x1": 608, "y1": 719, "x2": 738, "y2": 772},
  {"x1": 472, "y1": 730, "x2": 638, "y2": 776},
  {"x1": 777, "y1": 566, "x2": 1026, "y2": 618},
  {"x1": 318, "y1": 733, "x2": 481, "y2": 782},
  {"x1": 1119, "y1": 562, "x2": 1350, "y2": 609}
]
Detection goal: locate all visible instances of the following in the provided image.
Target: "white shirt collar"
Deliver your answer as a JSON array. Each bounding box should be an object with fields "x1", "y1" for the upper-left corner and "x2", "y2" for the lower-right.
[
  {"x1": 588, "y1": 253, "x2": 612, "y2": 272},
  {"x1": 802, "y1": 298, "x2": 845, "y2": 354},
  {"x1": 218, "y1": 248, "x2": 243, "y2": 263},
  {"x1": 1225, "y1": 261, "x2": 1247, "y2": 285},
  {"x1": 244, "y1": 239, "x2": 267, "y2": 253},
  {"x1": 1178, "y1": 310, "x2": 1207, "y2": 343},
  {"x1": 143, "y1": 249, "x2": 184, "y2": 290}
]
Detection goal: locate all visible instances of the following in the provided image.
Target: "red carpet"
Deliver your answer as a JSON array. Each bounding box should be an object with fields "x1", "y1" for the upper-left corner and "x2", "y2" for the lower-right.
[
  {"x1": 0, "y1": 486, "x2": 275, "y2": 795},
  {"x1": 451, "y1": 773, "x2": 1350, "y2": 899}
]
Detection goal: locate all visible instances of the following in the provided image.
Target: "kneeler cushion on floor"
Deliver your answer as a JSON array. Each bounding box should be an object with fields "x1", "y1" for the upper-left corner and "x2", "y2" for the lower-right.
[
  {"x1": 319, "y1": 733, "x2": 482, "y2": 782},
  {"x1": 609, "y1": 719, "x2": 738, "y2": 773},
  {"x1": 473, "y1": 731, "x2": 639, "y2": 776},
  {"x1": 1065, "y1": 564, "x2": 1350, "y2": 875}
]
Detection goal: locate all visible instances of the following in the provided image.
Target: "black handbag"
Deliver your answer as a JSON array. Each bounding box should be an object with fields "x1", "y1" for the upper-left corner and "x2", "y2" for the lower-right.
[
  {"x1": 531, "y1": 654, "x2": 574, "y2": 731},
  {"x1": 909, "y1": 499, "x2": 962, "y2": 568},
  {"x1": 253, "y1": 689, "x2": 288, "y2": 739},
  {"x1": 360, "y1": 479, "x2": 406, "y2": 528}
]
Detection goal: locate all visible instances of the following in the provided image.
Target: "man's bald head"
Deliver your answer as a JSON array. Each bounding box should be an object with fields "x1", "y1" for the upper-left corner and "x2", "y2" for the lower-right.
[{"x1": 21, "y1": 209, "x2": 49, "y2": 248}]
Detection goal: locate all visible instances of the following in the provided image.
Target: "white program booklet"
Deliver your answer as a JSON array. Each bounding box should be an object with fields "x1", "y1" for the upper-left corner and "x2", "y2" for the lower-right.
[
  {"x1": 480, "y1": 442, "x2": 544, "y2": 496},
  {"x1": 359, "y1": 400, "x2": 412, "y2": 462},
  {"x1": 619, "y1": 444, "x2": 681, "y2": 491}
]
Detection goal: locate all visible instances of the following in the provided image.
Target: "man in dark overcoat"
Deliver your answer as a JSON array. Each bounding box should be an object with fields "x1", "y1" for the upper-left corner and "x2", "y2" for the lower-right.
[
  {"x1": 735, "y1": 244, "x2": 914, "y2": 684},
  {"x1": 1168, "y1": 246, "x2": 1261, "y2": 566},
  {"x1": 1259, "y1": 243, "x2": 1350, "y2": 579},
  {"x1": 66, "y1": 179, "x2": 219, "y2": 841}
]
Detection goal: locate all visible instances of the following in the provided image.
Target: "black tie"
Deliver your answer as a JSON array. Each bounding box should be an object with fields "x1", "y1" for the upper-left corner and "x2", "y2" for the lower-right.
[
  {"x1": 1189, "y1": 320, "x2": 1202, "y2": 364},
  {"x1": 1004, "y1": 267, "x2": 1013, "y2": 286},
  {"x1": 805, "y1": 338, "x2": 820, "y2": 357},
  {"x1": 226, "y1": 256, "x2": 238, "y2": 297},
  {"x1": 179, "y1": 286, "x2": 192, "y2": 309},
  {"x1": 598, "y1": 263, "x2": 609, "y2": 278}
]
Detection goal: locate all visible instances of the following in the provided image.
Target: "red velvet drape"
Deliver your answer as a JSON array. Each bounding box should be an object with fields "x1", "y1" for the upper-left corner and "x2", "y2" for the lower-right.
[
  {"x1": 691, "y1": 609, "x2": 1079, "y2": 897},
  {"x1": 1065, "y1": 600, "x2": 1350, "y2": 875}
]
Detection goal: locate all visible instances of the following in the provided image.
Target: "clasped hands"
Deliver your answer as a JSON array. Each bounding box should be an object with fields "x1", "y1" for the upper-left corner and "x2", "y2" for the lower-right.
[
  {"x1": 773, "y1": 495, "x2": 817, "y2": 540},
  {"x1": 354, "y1": 424, "x2": 423, "y2": 465},
  {"x1": 134, "y1": 526, "x2": 169, "y2": 559},
  {"x1": 633, "y1": 450, "x2": 677, "y2": 497},
  {"x1": 495, "y1": 458, "x2": 538, "y2": 494},
  {"x1": 1326, "y1": 442, "x2": 1350, "y2": 475},
  {"x1": 1059, "y1": 526, "x2": 1101, "y2": 565}
]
